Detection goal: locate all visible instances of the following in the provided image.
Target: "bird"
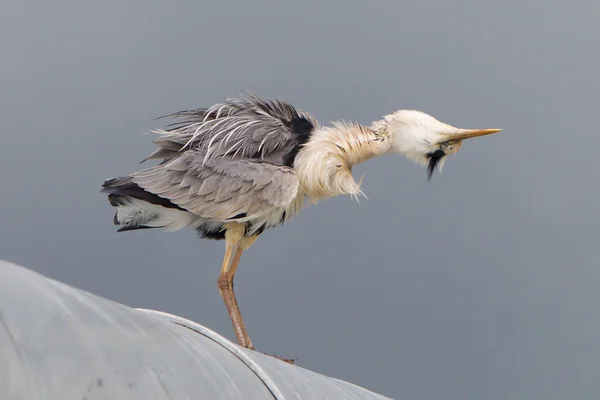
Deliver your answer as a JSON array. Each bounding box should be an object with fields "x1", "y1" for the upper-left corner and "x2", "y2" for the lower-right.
[{"x1": 101, "y1": 91, "x2": 501, "y2": 357}]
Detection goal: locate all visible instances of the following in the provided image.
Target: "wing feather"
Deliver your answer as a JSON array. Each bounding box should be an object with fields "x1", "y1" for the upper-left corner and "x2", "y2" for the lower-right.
[
  {"x1": 113, "y1": 92, "x2": 310, "y2": 232},
  {"x1": 143, "y1": 91, "x2": 318, "y2": 167},
  {"x1": 131, "y1": 152, "x2": 300, "y2": 222}
]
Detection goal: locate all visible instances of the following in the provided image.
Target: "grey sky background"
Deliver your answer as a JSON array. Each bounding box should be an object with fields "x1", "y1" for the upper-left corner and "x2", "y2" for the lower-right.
[{"x1": 1, "y1": 1, "x2": 599, "y2": 398}]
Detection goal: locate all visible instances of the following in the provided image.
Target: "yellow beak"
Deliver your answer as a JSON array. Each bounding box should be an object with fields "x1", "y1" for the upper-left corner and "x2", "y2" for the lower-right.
[{"x1": 448, "y1": 128, "x2": 502, "y2": 141}]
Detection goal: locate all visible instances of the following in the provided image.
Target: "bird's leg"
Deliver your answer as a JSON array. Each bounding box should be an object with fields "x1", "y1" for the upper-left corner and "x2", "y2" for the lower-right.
[
  {"x1": 225, "y1": 234, "x2": 259, "y2": 349},
  {"x1": 229, "y1": 234, "x2": 297, "y2": 365},
  {"x1": 217, "y1": 223, "x2": 254, "y2": 349},
  {"x1": 217, "y1": 239, "x2": 245, "y2": 346},
  {"x1": 217, "y1": 229, "x2": 296, "y2": 364},
  {"x1": 229, "y1": 234, "x2": 258, "y2": 278},
  {"x1": 225, "y1": 246, "x2": 253, "y2": 349}
]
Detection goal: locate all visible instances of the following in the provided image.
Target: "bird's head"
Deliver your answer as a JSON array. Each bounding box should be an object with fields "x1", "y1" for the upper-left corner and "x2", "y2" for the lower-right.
[{"x1": 375, "y1": 110, "x2": 501, "y2": 180}]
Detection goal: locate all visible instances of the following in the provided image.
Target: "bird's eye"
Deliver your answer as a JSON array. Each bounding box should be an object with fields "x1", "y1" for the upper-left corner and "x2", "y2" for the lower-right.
[{"x1": 439, "y1": 140, "x2": 463, "y2": 155}]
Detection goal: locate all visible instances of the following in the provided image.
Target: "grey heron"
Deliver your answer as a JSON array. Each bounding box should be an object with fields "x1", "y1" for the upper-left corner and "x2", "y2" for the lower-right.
[{"x1": 102, "y1": 92, "x2": 501, "y2": 359}]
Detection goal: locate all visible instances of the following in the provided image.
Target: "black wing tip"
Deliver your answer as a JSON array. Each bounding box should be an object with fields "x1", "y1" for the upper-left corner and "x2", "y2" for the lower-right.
[
  {"x1": 101, "y1": 178, "x2": 187, "y2": 212},
  {"x1": 102, "y1": 176, "x2": 132, "y2": 191},
  {"x1": 101, "y1": 177, "x2": 117, "y2": 189},
  {"x1": 116, "y1": 225, "x2": 158, "y2": 233}
]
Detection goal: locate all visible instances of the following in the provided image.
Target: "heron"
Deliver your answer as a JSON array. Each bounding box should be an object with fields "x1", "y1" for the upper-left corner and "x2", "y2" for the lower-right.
[{"x1": 101, "y1": 92, "x2": 501, "y2": 358}]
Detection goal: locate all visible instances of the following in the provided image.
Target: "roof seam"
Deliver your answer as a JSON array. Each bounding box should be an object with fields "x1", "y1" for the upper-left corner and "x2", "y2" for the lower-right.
[{"x1": 135, "y1": 309, "x2": 285, "y2": 400}]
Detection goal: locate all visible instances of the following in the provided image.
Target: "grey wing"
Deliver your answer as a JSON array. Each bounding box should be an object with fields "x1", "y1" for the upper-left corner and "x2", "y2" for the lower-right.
[
  {"x1": 130, "y1": 152, "x2": 300, "y2": 223},
  {"x1": 143, "y1": 91, "x2": 318, "y2": 166}
]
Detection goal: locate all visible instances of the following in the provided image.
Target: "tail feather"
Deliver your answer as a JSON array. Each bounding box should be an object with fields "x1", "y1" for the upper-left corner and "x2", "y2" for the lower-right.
[
  {"x1": 102, "y1": 176, "x2": 185, "y2": 211},
  {"x1": 102, "y1": 176, "x2": 196, "y2": 232}
]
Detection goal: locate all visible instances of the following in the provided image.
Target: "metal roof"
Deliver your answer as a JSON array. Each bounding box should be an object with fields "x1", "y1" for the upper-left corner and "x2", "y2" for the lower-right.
[{"x1": 0, "y1": 260, "x2": 392, "y2": 400}]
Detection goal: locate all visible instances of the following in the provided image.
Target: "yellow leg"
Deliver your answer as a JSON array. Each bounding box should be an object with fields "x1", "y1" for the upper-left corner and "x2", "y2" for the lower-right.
[
  {"x1": 225, "y1": 246, "x2": 253, "y2": 349},
  {"x1": 225, "y1": 234, "x2": 259, "y2": 348},
  {"x1": 217, "y1": 229, "x2": 296, "y2": 363},
  {"x1": 217, "y1": 224, "x2": 255, "y2": 349},
  {"x1": 229, "y1": 234, "x2": 258, "y2": 278}
]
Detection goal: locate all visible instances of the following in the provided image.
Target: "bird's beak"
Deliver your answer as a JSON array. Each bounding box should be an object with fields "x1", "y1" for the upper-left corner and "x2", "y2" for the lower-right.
[{"x1": 445, "y1": 128, "x2": 502, "y2": 142}]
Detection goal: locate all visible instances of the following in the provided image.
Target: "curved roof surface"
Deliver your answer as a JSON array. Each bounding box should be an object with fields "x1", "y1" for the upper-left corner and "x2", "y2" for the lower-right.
[{"x1": 0, "y1": 260, "x2": 391, "y2": 400}]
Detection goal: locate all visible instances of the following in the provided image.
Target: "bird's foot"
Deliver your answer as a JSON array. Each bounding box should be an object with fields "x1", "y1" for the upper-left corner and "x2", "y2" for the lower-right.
[{"x1": 263, "y1": 353, "x2": 297, "y2": 364}]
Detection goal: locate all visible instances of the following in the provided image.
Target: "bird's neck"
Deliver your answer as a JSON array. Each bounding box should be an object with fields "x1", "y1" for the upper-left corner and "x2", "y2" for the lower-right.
[{"x1": 293, "y1": 121, "x2": 390, "y2": 201}]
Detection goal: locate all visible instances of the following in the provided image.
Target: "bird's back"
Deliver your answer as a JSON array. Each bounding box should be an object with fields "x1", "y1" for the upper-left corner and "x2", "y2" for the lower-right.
[{"x1": 144, "y1": 93, "x2": 317, "y2": 167}]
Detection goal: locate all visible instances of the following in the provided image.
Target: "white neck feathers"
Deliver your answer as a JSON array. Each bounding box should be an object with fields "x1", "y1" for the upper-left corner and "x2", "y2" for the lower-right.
[{"x1": 293, "y1": 121, "x2": 390, "y2": 201}]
